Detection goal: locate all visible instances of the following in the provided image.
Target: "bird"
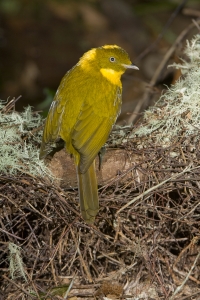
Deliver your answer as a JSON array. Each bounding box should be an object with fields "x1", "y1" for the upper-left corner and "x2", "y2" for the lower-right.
[{"x1": 40, "y1": 45, "x2": 139, "y2": 224}]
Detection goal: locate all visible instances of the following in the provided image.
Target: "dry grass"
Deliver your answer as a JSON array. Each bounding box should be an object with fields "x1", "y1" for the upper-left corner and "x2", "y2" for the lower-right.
[{"x1": 0, "y1": 129, "x2": 200, "y2": 299}]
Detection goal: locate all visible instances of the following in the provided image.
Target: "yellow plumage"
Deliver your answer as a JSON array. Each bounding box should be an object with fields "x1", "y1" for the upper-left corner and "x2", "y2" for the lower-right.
[{"x1": 40, "y1": 45, "x2": 138, "y2": 224}]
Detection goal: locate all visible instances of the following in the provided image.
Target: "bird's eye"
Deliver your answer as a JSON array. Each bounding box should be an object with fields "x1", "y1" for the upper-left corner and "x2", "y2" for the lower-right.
[{"x1": 110, "y1": 57, "x2": 115, "y2": 62}]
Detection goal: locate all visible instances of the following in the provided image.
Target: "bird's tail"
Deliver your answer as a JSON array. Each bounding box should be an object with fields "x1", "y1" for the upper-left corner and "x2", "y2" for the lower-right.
[{"x1": 77, "y1": 161, "x2": 99, "y2": 224}]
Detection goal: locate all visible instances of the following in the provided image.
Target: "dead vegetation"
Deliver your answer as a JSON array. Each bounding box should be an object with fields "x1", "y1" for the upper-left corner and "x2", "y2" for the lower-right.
[{"x1": 0, "y1": 106, "x2": 200, "y2": 299}]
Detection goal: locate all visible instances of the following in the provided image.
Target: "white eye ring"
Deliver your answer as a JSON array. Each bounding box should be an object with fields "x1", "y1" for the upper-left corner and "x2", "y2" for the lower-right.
[{"x1": 110, "y1": 57, "x2": 115, "y2": 62}]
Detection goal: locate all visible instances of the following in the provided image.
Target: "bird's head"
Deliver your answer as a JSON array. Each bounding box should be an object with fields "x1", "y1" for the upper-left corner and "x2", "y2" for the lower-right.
[
  {"x1": 96, "y1": 45, "x2": 138, "y2": 72},
  {"x1": 79, "y1": 45, "x2": 138, "y2": 84}
]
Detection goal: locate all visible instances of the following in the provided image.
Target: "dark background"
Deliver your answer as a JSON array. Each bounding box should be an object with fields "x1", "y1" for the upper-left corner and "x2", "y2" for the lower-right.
[{"x1": 0, "y1": 0, "x2": 199, "y2": 119}]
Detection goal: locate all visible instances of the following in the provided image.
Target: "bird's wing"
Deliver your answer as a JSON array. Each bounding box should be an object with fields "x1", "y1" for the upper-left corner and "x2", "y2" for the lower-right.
[
  {"x1": 39, "y1": 99, "x2": 65, "y2": 159},
  {"x1": 72, "y1": 97, "x2": 120, "y2": 174}
]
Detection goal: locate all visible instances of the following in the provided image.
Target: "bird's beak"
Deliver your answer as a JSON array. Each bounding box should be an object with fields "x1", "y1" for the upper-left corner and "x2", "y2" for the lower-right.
[{"x1": 122, "y1": 63, "x2": 139, "y2": 70}]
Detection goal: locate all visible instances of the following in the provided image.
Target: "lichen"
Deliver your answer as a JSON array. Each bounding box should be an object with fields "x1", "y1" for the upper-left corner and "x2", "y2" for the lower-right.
[
  {"x1": 132, "y1": 34, "x2": 200, "y2": 146},
  {"x1": 0, "y1": 101, "x2": 52, "y2": 178}
]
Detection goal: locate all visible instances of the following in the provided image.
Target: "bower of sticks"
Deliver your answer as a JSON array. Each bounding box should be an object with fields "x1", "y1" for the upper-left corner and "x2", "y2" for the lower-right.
[{"x1": 1, "y1": 35, "x2": 200, "y2": 300}]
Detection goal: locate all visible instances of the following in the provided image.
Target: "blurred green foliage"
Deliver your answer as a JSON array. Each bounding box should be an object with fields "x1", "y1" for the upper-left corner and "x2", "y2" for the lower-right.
[
  {"x1": 31, "y1": 284, "x2": 70, "y2": 299},
  {"x1": 0, "y1": 0, "x2": 21, "y2": 15},
  {"x1": 38, "y1": 88, "x2": 55, "y2": 117}
]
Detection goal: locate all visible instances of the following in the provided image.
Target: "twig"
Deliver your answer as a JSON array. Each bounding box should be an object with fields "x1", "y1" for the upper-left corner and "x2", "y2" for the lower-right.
[
  {"x1": 128, "y1": 19, "x2": 200, "y2": 124},
  {"x1": 169, "y1": 251, "x2": 200, "y2": 299},
  {"x1": 63, "y1": 276, "x2": 75, "y2": 299},
  {"x1": 2, "y1": 275, "x2": 34, "y2": 299},
  {"x1": 1, "y1": 96, "x2": 22, "y2": 113},
  {"x1": 70, "y1": 228, "x2": 93, "y2": 283},
  {"x1": 116, "y1": 165, "x2": 196, "y2": 214},
  {"x1": 136, "y1": 0, "x2": 189, "y2": 61}
]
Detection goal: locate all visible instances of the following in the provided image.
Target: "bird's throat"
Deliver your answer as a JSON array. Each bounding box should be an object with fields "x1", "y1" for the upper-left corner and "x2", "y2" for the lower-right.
[{"x1": 100, "y1": 68, "x2": 123, "y2": 86}]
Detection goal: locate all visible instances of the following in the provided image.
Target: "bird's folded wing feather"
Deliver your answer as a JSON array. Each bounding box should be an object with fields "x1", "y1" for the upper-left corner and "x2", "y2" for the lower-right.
[
  {"x1": 72, "y1": 102, "x2": 114, "y2": 173},
  {"x1": 39, "y1": 100, "x2": 65, "y2": 158}
]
